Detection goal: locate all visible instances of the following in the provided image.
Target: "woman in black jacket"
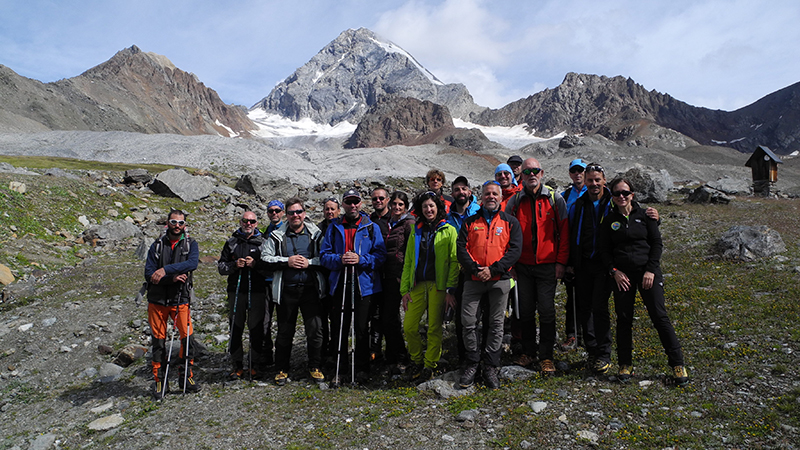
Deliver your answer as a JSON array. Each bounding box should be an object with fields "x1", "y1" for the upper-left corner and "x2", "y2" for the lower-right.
[
  {"x1": 380, "y1": 191, "x2": 414, "y2": 367},
  {"x1": 600, "y1": 178, "x2": 688, "y2": 385}
]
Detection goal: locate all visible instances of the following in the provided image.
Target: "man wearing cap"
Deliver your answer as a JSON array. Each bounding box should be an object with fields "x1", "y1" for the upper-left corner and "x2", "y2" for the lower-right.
[
  {"x1": 261, "y1": 199, "x2": 285, "y2": 366},
  {"x1": 505, "y1": 158, "x2": 570, "y2": 376},
  {"x1": 560, "y1": 158, "x2": 589, "y2": 351},
  {"x1": 320, "y1": 188, "x2": 387, "y2": 383},
  {"x1": 445, "y1": 176, "x2": 482, "y2": 365},
  {"x1": 495, "y1": 163, "x2": 522, "y2": 211},
  {"x1": 507, "y1": 155, "x2": 523, "y2": 182}
]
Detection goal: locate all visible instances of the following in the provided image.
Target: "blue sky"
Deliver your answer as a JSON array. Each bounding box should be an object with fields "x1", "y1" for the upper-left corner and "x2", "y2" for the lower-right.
[{"x1": 1, "y1": 0, "x2": 797, "y2": 112}]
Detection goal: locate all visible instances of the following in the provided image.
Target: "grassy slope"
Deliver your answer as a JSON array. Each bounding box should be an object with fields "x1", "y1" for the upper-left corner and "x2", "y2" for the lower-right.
[{"x1": 0, "y1": 167, "x2": 798, "y2": 449}]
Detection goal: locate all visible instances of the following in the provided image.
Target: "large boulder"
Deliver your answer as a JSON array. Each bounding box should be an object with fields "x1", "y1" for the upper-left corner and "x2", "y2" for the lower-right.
[
  {"x1": 123, "y1": 168, "x2": 152, "y2": 184},
  {"x1": 234, "y1": 173, "x2": 298, "y2": 201},
  {"x1": 707, "y1": 176, "x2": 750, "y2": 195},
  {"x1": 618, "y1": 167, "x2": 670, "y2": 203},
  {"x1": 149, "y1": 169, "x2": 215, "y2": 202},
  {"x1": 714, "y1": 225, "x2": 786, "y2": 261},
  {"x1": 686, "y1": 186, "x2": 732, "y2": 204},
  {"x1": 83, "y1": 220, "x2": 143, "y2": 244}
]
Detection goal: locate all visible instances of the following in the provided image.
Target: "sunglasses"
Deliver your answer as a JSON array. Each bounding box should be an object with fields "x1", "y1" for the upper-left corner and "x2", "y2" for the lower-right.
[
  {"x1": 267, "y1": 208, "x2": 283, "y2": 214},
  {"x1": 586, "y1": 164, "x2": 604, "y2": 173},
  {"x1": 495, "y1": 171, "x2": 512, "y2": 177},
  {"x1": 371, "y1": 196, "x2": 386, "y2": 202},
  {"x1": 286, "y1": 209, "x2": 304, "y2": 216},
  {"x1": 521, "y1": 167, "x2": 542, "y2": 176},
  {"x1": 569, "y1": 166, "x2": 585, "y2": 174},
  {"x1": 612, "y1": 190, "x2": 632, "y2": 197},
  {"x1": 420, "y1": 191, "x2": 437, "y2": 198},
  {"x1": 240, "y1": 219, "x2": 258, "y2": 224},
  {"x1": 168, "y1": 219, "x2": 186, "y2": 226},
  {"x1": 343, "y1": 198, "x2": 361, "y2": 205}
]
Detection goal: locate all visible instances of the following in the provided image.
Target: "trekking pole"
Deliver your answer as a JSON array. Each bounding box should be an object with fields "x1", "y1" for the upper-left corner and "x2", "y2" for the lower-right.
[
  {"x1": 247, "y1": 269, "x2": 252, "y2": 382},
  {"x1": 349, "y1": 265, "x2": 356, "y2": 386},
  {"x1": 513, "y1": 279, "x2": 520, "y2": 320},
  {"x1": 333, "y1": 266, "x2": 348, "y2": 388},
  {"x1": 162, "y1": 315, "x2": 176, "y2": 400},
  {"x1": 571, "y1": 287, "x2": 578, "y2": 349},
  {"x1": 227, "y1": 272, "x2": 242, "y2": 355},
  {"x1": 183, "y1": 303, "x2": 191, "y2": 394}
]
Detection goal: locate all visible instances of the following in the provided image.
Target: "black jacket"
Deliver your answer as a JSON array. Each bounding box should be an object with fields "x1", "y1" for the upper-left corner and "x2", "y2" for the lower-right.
[
  {"x1": 217, "y1": 229, "x2": 269, "y2": 293},
  {"x1": 144, "y1": 234, "x2": 199, "y2": 306},
  {"x1": 568, "y1": 188, "x2": 613, "y2": 268},
  {"x1": 599, "y1": 201, "x2": 662, "y2": 274}
]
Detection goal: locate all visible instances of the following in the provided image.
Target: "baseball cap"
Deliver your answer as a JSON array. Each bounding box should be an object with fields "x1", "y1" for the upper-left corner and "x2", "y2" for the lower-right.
[
  {"x1": 452, "y1": 175, "x2": 469, "y2": 187},
  {"x1": 507, "y1": 155, "x2": 523, "y2": 165},
  {"x1": 569, "y1": 158, "x2": 587, "y2": 169},
  {"x1": 342, "y1": 188, "x2": 361, "y2": 200}
]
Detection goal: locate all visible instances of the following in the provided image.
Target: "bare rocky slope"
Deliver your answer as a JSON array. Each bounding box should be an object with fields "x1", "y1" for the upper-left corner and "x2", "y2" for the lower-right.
[{"x1": 0, "y1": 46, "x2": 255, "y2": 137}]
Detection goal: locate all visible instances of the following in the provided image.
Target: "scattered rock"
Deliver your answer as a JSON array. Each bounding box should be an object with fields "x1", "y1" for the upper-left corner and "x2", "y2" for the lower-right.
[
  {"x1": 456, "y1": 409, "x2": 479, "y2": 422},
  {"x1": 97, "y1": 363, "x2": 124, "y2": 383},
  {"x1": 416, "y1": 378, "x2": 473, "y2": 398},
  {"x1": 149, "y1": 169, "x2": 215, "y2": 202},
  {"x1": 78, "y1": 215, "x2": 91, "y2": 228},
  {"x1": 90, "y1": 400, "x2": 114, "y2": 414},
  {"x1": 123, "y1": 168, "x2": 153, "y2": 184},
  {"x1": 619, "y1": 167, "x2": 670, "y2": 203},
  {"x1": 112, "y1": 345, "x2": 147, "y2": 367},
  {"x1": 499, "y1": 365, "x2": 536, "y2": 381},
  {"x1": 87, "y1": 413, "x2": 124, "y2": 431},
  {"x1": 83, "y1": 220, "x2": 142, "y2": 244},
  {"x1": 44, "y1": 167, "x2": 80, "y2": 179},
  {"x1": 0, "y1": 264, "x2": 14, "y2": 285},
  {"x1": 19, "y1": 323, "x2": 33, "y2": 332},
  {"x1": 0, "y1": 162, "x2": 39, "y2": 176},
  {"x1": 528, "y1": 401, "x2": 547, "y2": 413},
  {"x1": 29, "y1": 433, "x2": 57, "y2": 450},
  {"x1": 714, "y1": 225, "x2": 786, "y2": 261},
  {"x1": 8, "y1": 181, "x2": 26, "y2": 194},
  {"x1": 707, "y1": 176, "x2": 750, "y2": 195},
  {"x1": 576, "y1": 430, "x2": 599, "y2": 445},
  {"x1": 98, "y1": 344, "x2": 114, "y2": 355},
  {"x1": 41, "y1": 317, "x2": 57, "y2": 327},
  {"x1": 234, "y1": 173, "x2": 298, "y2": 201},
  {"x1": 686, "y1": 186, "x2": 732, "y2": 204}
]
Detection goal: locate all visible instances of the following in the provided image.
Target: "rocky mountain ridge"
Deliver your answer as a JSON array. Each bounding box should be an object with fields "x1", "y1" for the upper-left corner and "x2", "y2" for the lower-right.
[
  {"x1": 251, "y1": 28, "x2": 485, "y2": 125},
  {"x1": 0, "y1": 46, "x2": 255, "y2": 137},
  {"x1": 471, "y1": 72, "x2": 800, "y2": 154}
]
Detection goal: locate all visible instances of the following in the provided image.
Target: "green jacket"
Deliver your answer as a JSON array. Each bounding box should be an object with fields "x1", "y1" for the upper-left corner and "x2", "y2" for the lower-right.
[{"x1": 400, "y1": 220, "x2": 460, "y2": 295}]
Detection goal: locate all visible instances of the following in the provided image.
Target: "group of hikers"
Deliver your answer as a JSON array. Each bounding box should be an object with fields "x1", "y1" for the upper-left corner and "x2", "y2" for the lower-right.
[{"x1": 142, "y1": 155, "x2": 689, "y2": 399}]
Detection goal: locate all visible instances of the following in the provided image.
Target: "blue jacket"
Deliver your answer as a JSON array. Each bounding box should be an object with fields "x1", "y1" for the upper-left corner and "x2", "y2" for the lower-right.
[
  {"x1": 320, "y1": 212, "x2": 387, "y2": 296},
  {"x1": 445, "y1": 195, "x2": 481, "y2": 232}
]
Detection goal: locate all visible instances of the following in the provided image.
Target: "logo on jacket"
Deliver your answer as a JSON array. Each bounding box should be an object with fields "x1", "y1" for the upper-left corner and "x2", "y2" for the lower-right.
[
  {"x1": 495, "y1": 226, "x2": 504, "y2": 235},
  {"x1": 611, "y1": 221, "x2": 621, "y2": 231}
]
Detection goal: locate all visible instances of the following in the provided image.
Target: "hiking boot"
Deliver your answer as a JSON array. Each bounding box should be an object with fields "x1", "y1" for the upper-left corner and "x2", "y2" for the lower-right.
[
  {"x1": 309, "y1": 368, "x2": 325, "y2": 382},
  {"x1": 593, "y1": 359, "x2": 611, "y2": 375},
  {"x1": 560, "y1": 335, "x2": 577, "y2": 352},
  {"x1": 356, "y1": 370, "x2": 371, "y2": 385},
  {"x1": 151, "y1": 379, "x2": 169, "y2": 400},
  {"x1": 540, "y1": 359, "x2": 556, "y2": 376},
  {"x1": 414, "y1": 367, "x2": 433, "y2": 385},
  {"x1": 178, "y1": 374, "x2": 201, "y2": 394},
  {"x1": 673, "y1": 366, "x2": 689, "y2": 386},
  {"x1": 459, "y1": 363, "x2": 478, "y2": 389},
  {"x1": 405, "y1": 363, "x2": 423, "y2": 382},
  {"x1": 513, "y1": 353, "x2": 537, "y2": 368},
  {"x1": 275, "y1": 371, "x2": 289, "y2": 386},
  {"x1": 484, "y1": 365, "x2": 501, "y2": 390},
  {"x1": 229, "y1": 369, "x2": 245, "y2": 380},
  {"x1": 618, "y1": 365, "x2": 634, "y2": 382}
]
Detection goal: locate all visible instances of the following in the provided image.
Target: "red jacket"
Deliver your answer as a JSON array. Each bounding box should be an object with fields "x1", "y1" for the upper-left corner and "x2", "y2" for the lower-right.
[
  {"x1": 499, "y1": 184, "x2": 522, "y2": 212},
  {"x1": 504, "y1": 185, "x2": 569, "y2": 266},
  {"x1": 456, "y1": 209, "x2": 522, "y2": 281}
]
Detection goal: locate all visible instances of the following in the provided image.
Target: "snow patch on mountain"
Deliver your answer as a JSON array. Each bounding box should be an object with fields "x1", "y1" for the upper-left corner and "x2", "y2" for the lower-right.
[
  {"x1": 368, "y1": 35, "x2": 443, "y2": 86},
  {"x1": 248, "y1": 109, "x2": 356, "y2": 138},
  {"x1": 453, "y1": 119, "x2": 555, "y2": 149}
]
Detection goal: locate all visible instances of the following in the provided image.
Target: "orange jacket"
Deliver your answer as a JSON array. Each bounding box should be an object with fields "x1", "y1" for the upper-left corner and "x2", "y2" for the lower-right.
[
  {"x1": 499, "y1": 184, "x2": 522, "y2": 211},
  {"x1": 456, "y1": 208, "x2": 522, "y2": 281},
  {"x1": 504, "y1": 185, "x2": 569, "y2": 266}
]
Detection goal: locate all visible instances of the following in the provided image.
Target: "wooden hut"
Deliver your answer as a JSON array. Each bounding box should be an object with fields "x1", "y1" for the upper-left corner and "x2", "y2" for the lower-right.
[{"x1": 745, "y1": 145, "x2": 782, "y2": 194}]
